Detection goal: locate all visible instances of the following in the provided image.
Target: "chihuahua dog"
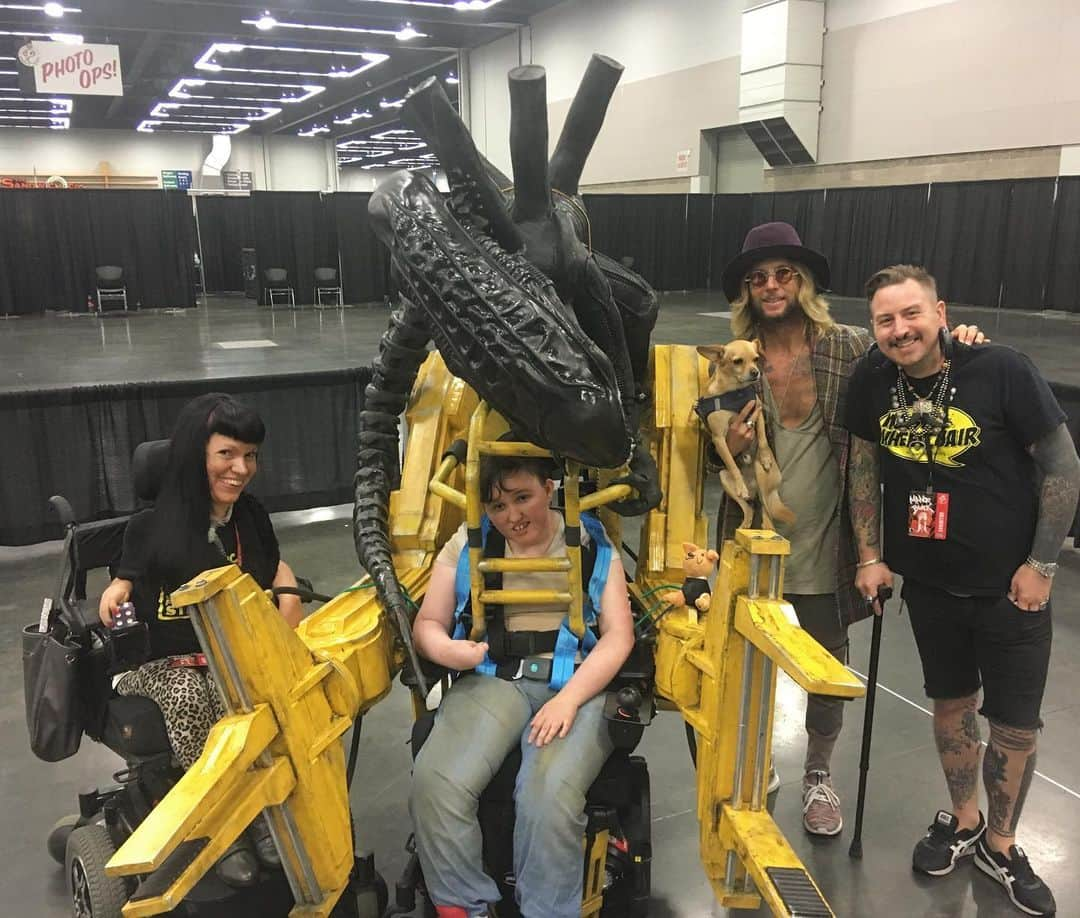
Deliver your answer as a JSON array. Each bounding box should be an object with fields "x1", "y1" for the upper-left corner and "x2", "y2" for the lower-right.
[{"x1": 695, "y1": 340, "x2": 795, "y2": 530}]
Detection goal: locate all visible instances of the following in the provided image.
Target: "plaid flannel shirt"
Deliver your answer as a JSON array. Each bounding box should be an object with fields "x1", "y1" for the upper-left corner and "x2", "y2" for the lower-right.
[{"x1": 715, "y1": 321, "x2": 872, "y2": 626}]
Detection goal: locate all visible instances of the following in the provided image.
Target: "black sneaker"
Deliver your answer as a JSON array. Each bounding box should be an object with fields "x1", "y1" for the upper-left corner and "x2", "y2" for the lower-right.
[
  {"x1": 912, "y1": 810, "x2": 985, "y2": 876},
  {"x1": 974, "y1": 837, "x2": 1056, "y2": 916}
]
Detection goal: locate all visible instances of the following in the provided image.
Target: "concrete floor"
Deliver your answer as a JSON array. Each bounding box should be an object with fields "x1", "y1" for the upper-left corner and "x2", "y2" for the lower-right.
[
  {"x1": 3, "y1": 292, "x2": 1080, "y2": 917},
  {"x1": 3, "y1": 290, "x2": 1080, "y2": 393}
]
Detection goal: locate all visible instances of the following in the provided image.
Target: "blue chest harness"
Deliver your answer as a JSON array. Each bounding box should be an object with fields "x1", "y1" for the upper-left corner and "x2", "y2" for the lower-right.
[{"x1": 451, "y1": 511, "x2": 611, "y2": 690}]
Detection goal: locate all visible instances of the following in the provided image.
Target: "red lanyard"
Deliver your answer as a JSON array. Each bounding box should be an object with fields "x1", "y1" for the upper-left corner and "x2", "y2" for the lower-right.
[{"x1": 233, "y1": 522, "x2": 243, "y2": 568}]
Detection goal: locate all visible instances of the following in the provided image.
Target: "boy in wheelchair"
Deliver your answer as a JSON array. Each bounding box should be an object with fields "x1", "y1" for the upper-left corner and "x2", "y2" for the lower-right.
[{"x1": 409, "y1": 452, "x2": 640, "y2": 918}]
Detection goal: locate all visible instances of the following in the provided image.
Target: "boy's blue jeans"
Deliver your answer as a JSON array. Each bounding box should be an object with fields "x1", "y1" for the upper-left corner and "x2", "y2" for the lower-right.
[{"x1": 410, "y1": 673, "x2": 612, "y2": 918}]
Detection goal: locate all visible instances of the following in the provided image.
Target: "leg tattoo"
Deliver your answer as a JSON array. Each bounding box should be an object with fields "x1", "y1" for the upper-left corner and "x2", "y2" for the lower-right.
[
  {"x1": 943, "y1": 764, "x2": 979, "y2": 807},
  {"x1": 984, "y1": 720, "x2": 1038, "y2": 843},
  {"x1": 933, "y1": 696, "x2": 982, "y2": 812}
]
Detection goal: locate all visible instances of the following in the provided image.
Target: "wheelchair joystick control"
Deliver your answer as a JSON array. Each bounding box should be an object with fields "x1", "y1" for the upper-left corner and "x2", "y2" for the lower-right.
[{"x1": 616, "y1": 686, "x2": 642, "y2": 720}]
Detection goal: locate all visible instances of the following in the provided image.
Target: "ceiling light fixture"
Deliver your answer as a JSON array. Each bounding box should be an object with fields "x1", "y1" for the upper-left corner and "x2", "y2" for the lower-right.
[
  {"x1": 333, "y1": 110, "x2": 373, "y2": 125},
  {"x1": 151, "y1": 100, "x2": 281, "y2": 121},
  {"x1": 255, "y1": 11, "x2": 276, "y2": 30},
  {"x1": 194, "y1": 42, "x2": 388, "y2": 80},
  {"x1": 445, "y1": 72, "x2": 459, "y2": 84},
  {"x1": 168, "y1": 77, "x2": 324, "y2": 104},
  {"x1": 0, "y1": 95, "x2": 71, "y2": 112},
  {"x1": 378, "y1": 97, "x2": 406, "y2": 109},
  {"x1": 396, "y1": 23, "x2": 421, "y2": 41},
  {"x1": 0, "y1": 3, "x2": 81, "y2": 15},
  {"x1": 138, "y1": 119, "x2": 250, "y2": 135},
  {"x1": 0, "y1": 28, "x2": 82, "y2": 42},
  {"x1": 335, "y1": 0, "x2": 500, "y2": 8},
  {"x1": 0, "y1": 111, "x2": 68, "y2": 122},
  {"x1": 297, "y1": 124, "x2": 329, "y2": 137},
  {"x1": 240, "y1": 16, "x2": 428, "y2": 41}
]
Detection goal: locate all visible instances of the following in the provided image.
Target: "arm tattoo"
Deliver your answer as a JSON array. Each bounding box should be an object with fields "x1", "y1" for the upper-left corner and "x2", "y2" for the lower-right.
[
  {"x1": 1029, "y1": 424, "x2": 1080, "y2": 562},
  {"x1": 848, "y1": 435, "x2": 882, "y2": 554}
]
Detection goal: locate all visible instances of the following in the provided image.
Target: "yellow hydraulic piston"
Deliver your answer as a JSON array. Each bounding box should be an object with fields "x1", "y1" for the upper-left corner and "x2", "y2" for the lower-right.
[
  {"x1": 103, "y1": 351, "x2": 478, "y2": 917},
  {"x1": 652, "y1": 531, "x2": 865, "y2": 915},
  {"x1": 642, "y1": 344, "x2": 866, "y2": 915}
]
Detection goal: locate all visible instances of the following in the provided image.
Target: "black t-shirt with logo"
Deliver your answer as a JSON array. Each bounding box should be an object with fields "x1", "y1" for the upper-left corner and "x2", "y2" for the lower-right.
[
  {"x1": 845, "y1": 343, "x2": 1064, "y2": 596},
  {"x1": 115, "y1": 493, "x2": 281, "y2": 658}
]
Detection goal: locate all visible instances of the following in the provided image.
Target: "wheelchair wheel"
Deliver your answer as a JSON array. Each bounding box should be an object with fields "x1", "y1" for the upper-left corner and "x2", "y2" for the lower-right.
[
  {"x1": 65, "y1": 824, "x2": 127, "y2": 918},
  {"x1": 48, "y1": 814, "x2": 80, "y2": 865}
]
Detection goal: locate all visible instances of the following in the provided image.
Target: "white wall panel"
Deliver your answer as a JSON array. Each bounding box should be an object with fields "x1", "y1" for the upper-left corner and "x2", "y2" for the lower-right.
[
  {"x1": 0, "y1": 128, "x2": 334, "y2": 190},
  {"x1": 820, "y1": 0, "x2": 1080, "y2": 163},
  {"x1": 824, "y1": 0, "x2": 957, "y2": 31},
  {"x1": 531, "y1": 0, "x2": 741, "y2": 102}
]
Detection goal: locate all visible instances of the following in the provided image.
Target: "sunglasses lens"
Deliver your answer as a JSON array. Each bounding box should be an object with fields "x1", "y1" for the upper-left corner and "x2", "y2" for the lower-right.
[
  {"x1": 775, "y1": 267, "x2": 796, "y2": 284},
  {"x1": 746, "y1": 271, "x2": 768, "y2": 288}
]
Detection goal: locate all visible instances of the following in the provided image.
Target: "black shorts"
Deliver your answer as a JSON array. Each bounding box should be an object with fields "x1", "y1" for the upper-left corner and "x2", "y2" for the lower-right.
[{"x1": 902, "y1": 578, "x2": 1052, "y2": 730}]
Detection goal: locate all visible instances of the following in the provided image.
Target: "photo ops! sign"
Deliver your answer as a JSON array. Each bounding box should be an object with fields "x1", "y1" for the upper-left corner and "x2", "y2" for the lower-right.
[{"x1": 20, "y1": 41, "x2": 123, "y2": 96}]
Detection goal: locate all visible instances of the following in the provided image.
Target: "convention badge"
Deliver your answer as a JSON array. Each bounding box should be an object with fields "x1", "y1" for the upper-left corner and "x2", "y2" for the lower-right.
[{"x1": 908, "y1": 490, "x2": 935, "y2": 539}]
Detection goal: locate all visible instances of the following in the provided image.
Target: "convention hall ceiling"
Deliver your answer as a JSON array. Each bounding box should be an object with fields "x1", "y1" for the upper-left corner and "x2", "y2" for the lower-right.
[{"x1": 0, "y1": 0, "x2": 562, "y2": 168}]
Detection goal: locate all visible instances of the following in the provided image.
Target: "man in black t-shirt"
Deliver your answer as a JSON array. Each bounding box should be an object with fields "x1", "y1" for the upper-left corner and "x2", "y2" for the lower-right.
[{"x1": 844, "y1": 264, "x2": 1079, "y2": 918}]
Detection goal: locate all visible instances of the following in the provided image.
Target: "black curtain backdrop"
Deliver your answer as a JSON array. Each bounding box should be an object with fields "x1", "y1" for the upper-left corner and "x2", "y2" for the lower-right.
[
  {"x1": 330, "y1": 192, "x2": 391, "y2": 304},
  {"x1": 196, "y1": 195, "x2": 254, "y2": 293},
  {"x1": 0, "y1": 188, "x2": 195, "y2": 315},
  {"x1": 1000, "y1": 179, "x2": 1057, "y2": 310},
  {"x1": 750, "y1": 190, "x2": 826, "y2": 253},
  {"x1": 0, "y1": 367, "x2": 373, "y2": 546},
  {"x1": 924, "y1": 180, "x2": 1011, "y2": 308},
  {"x1": 685, "y1": 194, "x2": 713, "y2": 290},
  {"x1": 5, "y1": 179, "x2": 1080, "y2": 315},
  {"x1": 585, "y1": 194, "x2": 692, "y2": 291},
  {"x1": 252, "y1": 191, "x2": 337, "y2": 306},
  {"x1": 1047, "y1": 177, "x2": 1080, "y2": 313},
  {"x1": 709, "y1": 194, "x2": 755, "y2": 296},
  {"x1": 821, "y1": 184, "x2": 929, "y2": 297}
]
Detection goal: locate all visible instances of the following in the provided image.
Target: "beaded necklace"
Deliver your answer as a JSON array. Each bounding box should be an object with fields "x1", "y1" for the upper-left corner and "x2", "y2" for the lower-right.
[{"x1": 890, "y1": 359, "x2": 953, "y2": 459}]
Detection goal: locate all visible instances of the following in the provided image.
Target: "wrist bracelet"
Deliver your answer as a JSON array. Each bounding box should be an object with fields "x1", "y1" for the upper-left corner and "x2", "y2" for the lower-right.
[
  {"x1": 1025, "y1": 555, "x2": 1058, "y2": 578},
  {"x1": 856, "y1": 557, "x2": 882, "y2": 569}
]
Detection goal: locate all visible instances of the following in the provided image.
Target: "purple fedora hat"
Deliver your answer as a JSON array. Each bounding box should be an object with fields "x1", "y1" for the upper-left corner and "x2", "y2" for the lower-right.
[{"x1": 720, "y1": 221, "x2": 830, "y2": 302}]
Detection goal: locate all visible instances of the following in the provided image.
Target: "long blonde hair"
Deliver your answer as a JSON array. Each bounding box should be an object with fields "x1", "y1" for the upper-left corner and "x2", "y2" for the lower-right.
[{"x1": 729, "y1": 262, "x2": 835, "y2": 342}]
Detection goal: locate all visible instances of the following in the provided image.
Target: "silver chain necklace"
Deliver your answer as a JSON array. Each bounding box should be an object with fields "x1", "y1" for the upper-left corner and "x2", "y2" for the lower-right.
[{"x1": 891, "y1": 360, "x2": 953, "y2": 457}]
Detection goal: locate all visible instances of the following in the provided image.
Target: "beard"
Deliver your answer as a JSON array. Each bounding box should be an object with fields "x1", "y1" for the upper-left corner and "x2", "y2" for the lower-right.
[{"x1": 752, "y1": 292, "x2": 800, "y2": 327}]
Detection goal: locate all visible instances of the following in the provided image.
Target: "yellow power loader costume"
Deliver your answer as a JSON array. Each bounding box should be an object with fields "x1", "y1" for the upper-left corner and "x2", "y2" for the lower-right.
[{"x1": 103, "y1": 346, "x2": 864, "y2": 917}]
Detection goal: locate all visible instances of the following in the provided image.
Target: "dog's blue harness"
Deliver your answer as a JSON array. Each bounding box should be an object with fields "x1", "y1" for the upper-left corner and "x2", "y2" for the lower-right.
[{"x1": 695, "y1": 385, "x2": 757, "y2": 424}]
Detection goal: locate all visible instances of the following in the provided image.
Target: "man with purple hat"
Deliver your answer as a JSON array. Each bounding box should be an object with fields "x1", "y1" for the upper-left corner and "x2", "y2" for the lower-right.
[{"x1": 716, "y1": 223, "x2": 979, "y2": 838}]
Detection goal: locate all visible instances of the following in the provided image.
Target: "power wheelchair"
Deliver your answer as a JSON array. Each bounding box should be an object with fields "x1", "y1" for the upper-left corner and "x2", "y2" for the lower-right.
[
  {"x1": 384, "y1": 430, "x2": 657, "y2": 918},
  {"x1": 32, "y1": 440, "x2": 375, "y2": 918}
]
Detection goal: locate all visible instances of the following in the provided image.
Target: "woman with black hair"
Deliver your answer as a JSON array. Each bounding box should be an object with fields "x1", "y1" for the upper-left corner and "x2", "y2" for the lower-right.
[{"x1": 97, "y1": 392, "x2": 301, "y2": 886}]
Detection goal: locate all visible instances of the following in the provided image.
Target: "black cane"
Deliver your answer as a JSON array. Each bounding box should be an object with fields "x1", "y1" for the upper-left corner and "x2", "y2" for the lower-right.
[{"x1": 848, "y1": 584, "x2": 892, "y2": 859}]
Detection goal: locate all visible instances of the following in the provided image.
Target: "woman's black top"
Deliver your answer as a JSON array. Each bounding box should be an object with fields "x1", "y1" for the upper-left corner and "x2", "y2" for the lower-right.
[{"x1": 115, "y1": 493, "x2": 280, "y2": 658}]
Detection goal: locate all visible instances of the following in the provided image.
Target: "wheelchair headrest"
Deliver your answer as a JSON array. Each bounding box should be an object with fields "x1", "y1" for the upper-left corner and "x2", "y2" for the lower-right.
[{"x1": 132, "y1": 439, "x2": 170, "y2": 502}]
